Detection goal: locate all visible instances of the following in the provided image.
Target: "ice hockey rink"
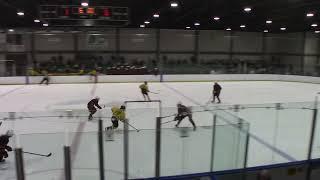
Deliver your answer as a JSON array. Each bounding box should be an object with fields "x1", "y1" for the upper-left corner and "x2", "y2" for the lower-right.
[{"x1": 0, "y1": 81, "x2": 320, "y2": 179}]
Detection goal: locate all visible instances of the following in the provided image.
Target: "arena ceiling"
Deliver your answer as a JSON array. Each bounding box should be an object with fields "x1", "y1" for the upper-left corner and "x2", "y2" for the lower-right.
[{"x1": 0, "y1": 0, "x2": 320, "y2": 33}]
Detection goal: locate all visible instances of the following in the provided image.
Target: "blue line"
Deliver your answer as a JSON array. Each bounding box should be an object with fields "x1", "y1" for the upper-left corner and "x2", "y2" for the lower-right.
[{"x1": 161, "y1": 83, "x2": 296, "y2": 162}]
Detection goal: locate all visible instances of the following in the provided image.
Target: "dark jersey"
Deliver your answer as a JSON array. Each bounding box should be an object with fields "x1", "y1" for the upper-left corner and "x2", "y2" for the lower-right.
[
  {"x1": 0, "y1": 135, "x2": 10, "y2": 146},
  {"x1": 0, "y1": 135, "x2": 12, "y2": 156},
  {"x1": 213, "y1": 84, "x2": 222, "y2": 93},
  {"x1": 178, "y1": 105, "x2": 191, "y2": 115},
  {"x1": 87, "y1": 99, "x2": 102, "y2": 109}
]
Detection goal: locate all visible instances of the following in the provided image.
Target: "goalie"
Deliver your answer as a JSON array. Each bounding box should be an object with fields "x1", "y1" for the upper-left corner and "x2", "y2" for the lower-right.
[
  {"x1": 174, "y1": 102, "x2": 196, "y2": 131},
  {"x1": 107, "y1": 105, "x2": 126, "y2": 130}
]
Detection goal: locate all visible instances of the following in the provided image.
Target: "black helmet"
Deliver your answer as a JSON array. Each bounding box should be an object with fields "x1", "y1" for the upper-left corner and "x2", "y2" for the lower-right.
[{"x1": 120, "y1": 105, "x2": 126, "y2": 110}]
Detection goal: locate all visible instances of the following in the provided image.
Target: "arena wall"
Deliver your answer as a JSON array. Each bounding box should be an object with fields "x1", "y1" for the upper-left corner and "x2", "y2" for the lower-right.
[{"x1": 1, "y1": 74, "x2": 320, "y2": 85}]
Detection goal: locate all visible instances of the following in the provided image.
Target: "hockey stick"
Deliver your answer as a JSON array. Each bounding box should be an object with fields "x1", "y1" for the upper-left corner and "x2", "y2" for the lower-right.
[
  {"x1": 161, "y1": 110, "x2": 210, "y2": 120},
  {"x1": 149, "y1": 91, "x2": 159, "y2": 94},
  {"x1": 23, "y1": 151, "x2": 52, "y2": 157},
  {"x1": 205, "y1": 95, "x2": 213, "y2": 105},
  {"x1": 161, "y1": 114, "x2": 177, "y2": 119},
  {"x1": 123, "y1": 121, "x2": 140, "y2": 132},
  {"x1": 161, "y1": 119, "x2": 176, "y2": 125}
]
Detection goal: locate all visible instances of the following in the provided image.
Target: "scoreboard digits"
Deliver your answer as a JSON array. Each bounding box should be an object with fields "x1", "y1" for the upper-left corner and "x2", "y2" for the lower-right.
[
  {"x1": 40, "y1": 5, "x2": 129, "y2": 26},
  {"x1": 59, "y1": 7, "x2": 110, "y2": 19}
]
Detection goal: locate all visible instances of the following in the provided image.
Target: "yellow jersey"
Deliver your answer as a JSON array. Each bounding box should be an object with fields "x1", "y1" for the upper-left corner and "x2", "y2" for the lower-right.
[
  {"x1": 139, "y1": 84, "x2": 149, "y2": 92},
  {"x1": 79, "y1": 69, "x2": 85, "y2": 75},
  {"x1": 28, "y1": 69, "x2": 39, "y2": 76},
  {"x1": 90, "y1": 70, "x2": 97, "y2": 75},
  {"x1": 111, "y1": 107, "x2": 126, "y2": 121}
]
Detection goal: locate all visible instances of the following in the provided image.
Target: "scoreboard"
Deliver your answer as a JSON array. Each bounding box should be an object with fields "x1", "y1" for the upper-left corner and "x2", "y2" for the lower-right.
[{"x1": 40, "y1": 5, "x2": 129, "y2": 27}]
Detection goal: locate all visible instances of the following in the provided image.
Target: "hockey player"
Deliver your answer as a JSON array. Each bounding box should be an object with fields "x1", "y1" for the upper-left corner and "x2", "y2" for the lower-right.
[
  {"x1": 139, "y1": 81, "x2": 151, "y2": 101},
  {"x1": 39, "y1": 70, "x2": 49, "y2": 85},
  {"x1": 212, "y1": 82, "x2": 222, "y2": 103},
  {"x1": 107, "y1": 105, "x2": 126, "y2": 130},
  {"x1": 0, "y1": 130, "x2": 13, "y2": 162},
  {"x1": 87, "y1": 97, "x2": 102, "y2": 120},
  {"x1": 174, "y1": 102, "x2": 196, "y2": 131}
]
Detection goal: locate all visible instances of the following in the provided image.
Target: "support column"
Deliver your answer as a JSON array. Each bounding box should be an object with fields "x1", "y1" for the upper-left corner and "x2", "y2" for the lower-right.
[
  {"x1": 306, "y1": 98, "x2": 318, "y2": 180},
  {"x1": 98, "y1": 119, "x2": 105, "y2": 180},
  {"x1": 301, "y1": 32, "x2": 306, "y2": 75},
  {"x1": 116, "y1": 28, "x2": 120, "y2": 60},
  {"x1": 261, "y1": 32, "x2": 267, "y2": 61},
  {"x1": 229, "y1": 31, "x2": 235, "y2": 72},
  {"x1": 156, "y1": 29, "x2": 162, "y2": 82},
  {"x1": 317, "y1": 34, "x2": 320, "y2": 75},
  {"x1": 15, "y1": 148, "x2": 25, "y2": 180},
  {"x1": 210, "y1": 114, "x2": 217, "y2": 171},
  {"x1": 229, "y1": 31, "x2": 234, "y2": 61},
  {"x1": 242, "y1": 119, "x2": 250, "y2": 169},
  {"x1": 31, "y1": 33, "x2": 35, "y2": 63},
  {"x1": 194, "y1": 30, "x2": 200, "y2": 65},
  {"x1": 123, "y1": 117, "x2": 129, "y2": 180},
  {"x1": 73, "y1": 33, "x2": 79, "y2": 60},
  {"x1": 317, "y1": 34, "x2": 320, "y2": 64},
  {"x1": 155, "y1": 117, "x2": 162, "y2": 177},
  {"x1": 242, "y1": 130, "x2": 250, "y2": 180},
  {"x1": 64, "y1": 146, "x2": 72, "y2": 180},
  {"x1": 26, "y1": 32, "x2": 36, "y2": 84}
]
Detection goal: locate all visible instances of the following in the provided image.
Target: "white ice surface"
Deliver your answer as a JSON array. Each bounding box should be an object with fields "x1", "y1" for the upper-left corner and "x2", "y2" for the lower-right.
[{"x1": 0, "y1": 81, "x2": 320, "y2": 179}]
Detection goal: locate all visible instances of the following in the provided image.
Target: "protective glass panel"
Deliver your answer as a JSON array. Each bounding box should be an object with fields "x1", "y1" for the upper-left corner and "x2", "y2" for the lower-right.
[{"x1": 212, "y1": 111, "x2": 249, "y2": 171}]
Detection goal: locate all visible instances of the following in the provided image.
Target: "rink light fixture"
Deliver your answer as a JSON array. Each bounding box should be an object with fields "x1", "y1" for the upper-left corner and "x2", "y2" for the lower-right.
[
  {"x1": 244, "y1": 7, "x2": 252, "y2": 12},
  {"x1": 266, "y1": 20, "x2": 272, "y2": 24},
  {"x1": 307, "y1": 13, "x2": 314, "y2": 17},
  {"x1": 34, "y1": 19, "x2": 40, "y2": 23},
  {"x1": 194, "y1": 22, "x2": 200, "y2": 26},
  {"x1": 8, "y1": 29, "x2": 14, "y2": 32},
  {"x1": 153, "y1": 13, "x2": 160, "y2": 18},
  {"x1": 17, "y1": 11, "x2": 24, "y2": 16},
  {"x1": 186, "y1": 26, "x2": 191, "y2": 29},
  {"x1": 140, "y1": 24, "x2": 145, "y2": 28},
  {"x1": 280, "y1": 27, "x2": 286, "y2": 31},
  {"x1": 264, "y1": 30, "x2": 269, "y2": 33},
  {"x1": 170, "y1": 2, "x2": 179, "y2": 8},
  {"x1": 144, "y1": 21, "x2": 150, "y2": 24},
  {"x1": 240, "y1": 24, "x2": 246, "y2": 28},
  {"x1": 226, "y1": 28, "x2": 231, "y2": 31},
  {"x1": 311, "y1": 24, "x2": 318, "y2": 27},
  {"x1": 213, "y1": 17, "x2": 220, "y2": 21},
  {"x1": 315, "y1": 31, "x2": 320, "y2": 33},
  {"x1": 81, "y1": 2, "x2": 89, "y2": 7},
  {"x1": 43, "y1": 23, "x2": 49, "y2": 27}
]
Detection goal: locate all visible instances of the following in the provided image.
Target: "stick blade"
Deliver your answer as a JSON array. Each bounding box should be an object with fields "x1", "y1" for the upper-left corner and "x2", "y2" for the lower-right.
[{"x1": 47, "y1": 153, "x2": 52, "y2": 157}]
